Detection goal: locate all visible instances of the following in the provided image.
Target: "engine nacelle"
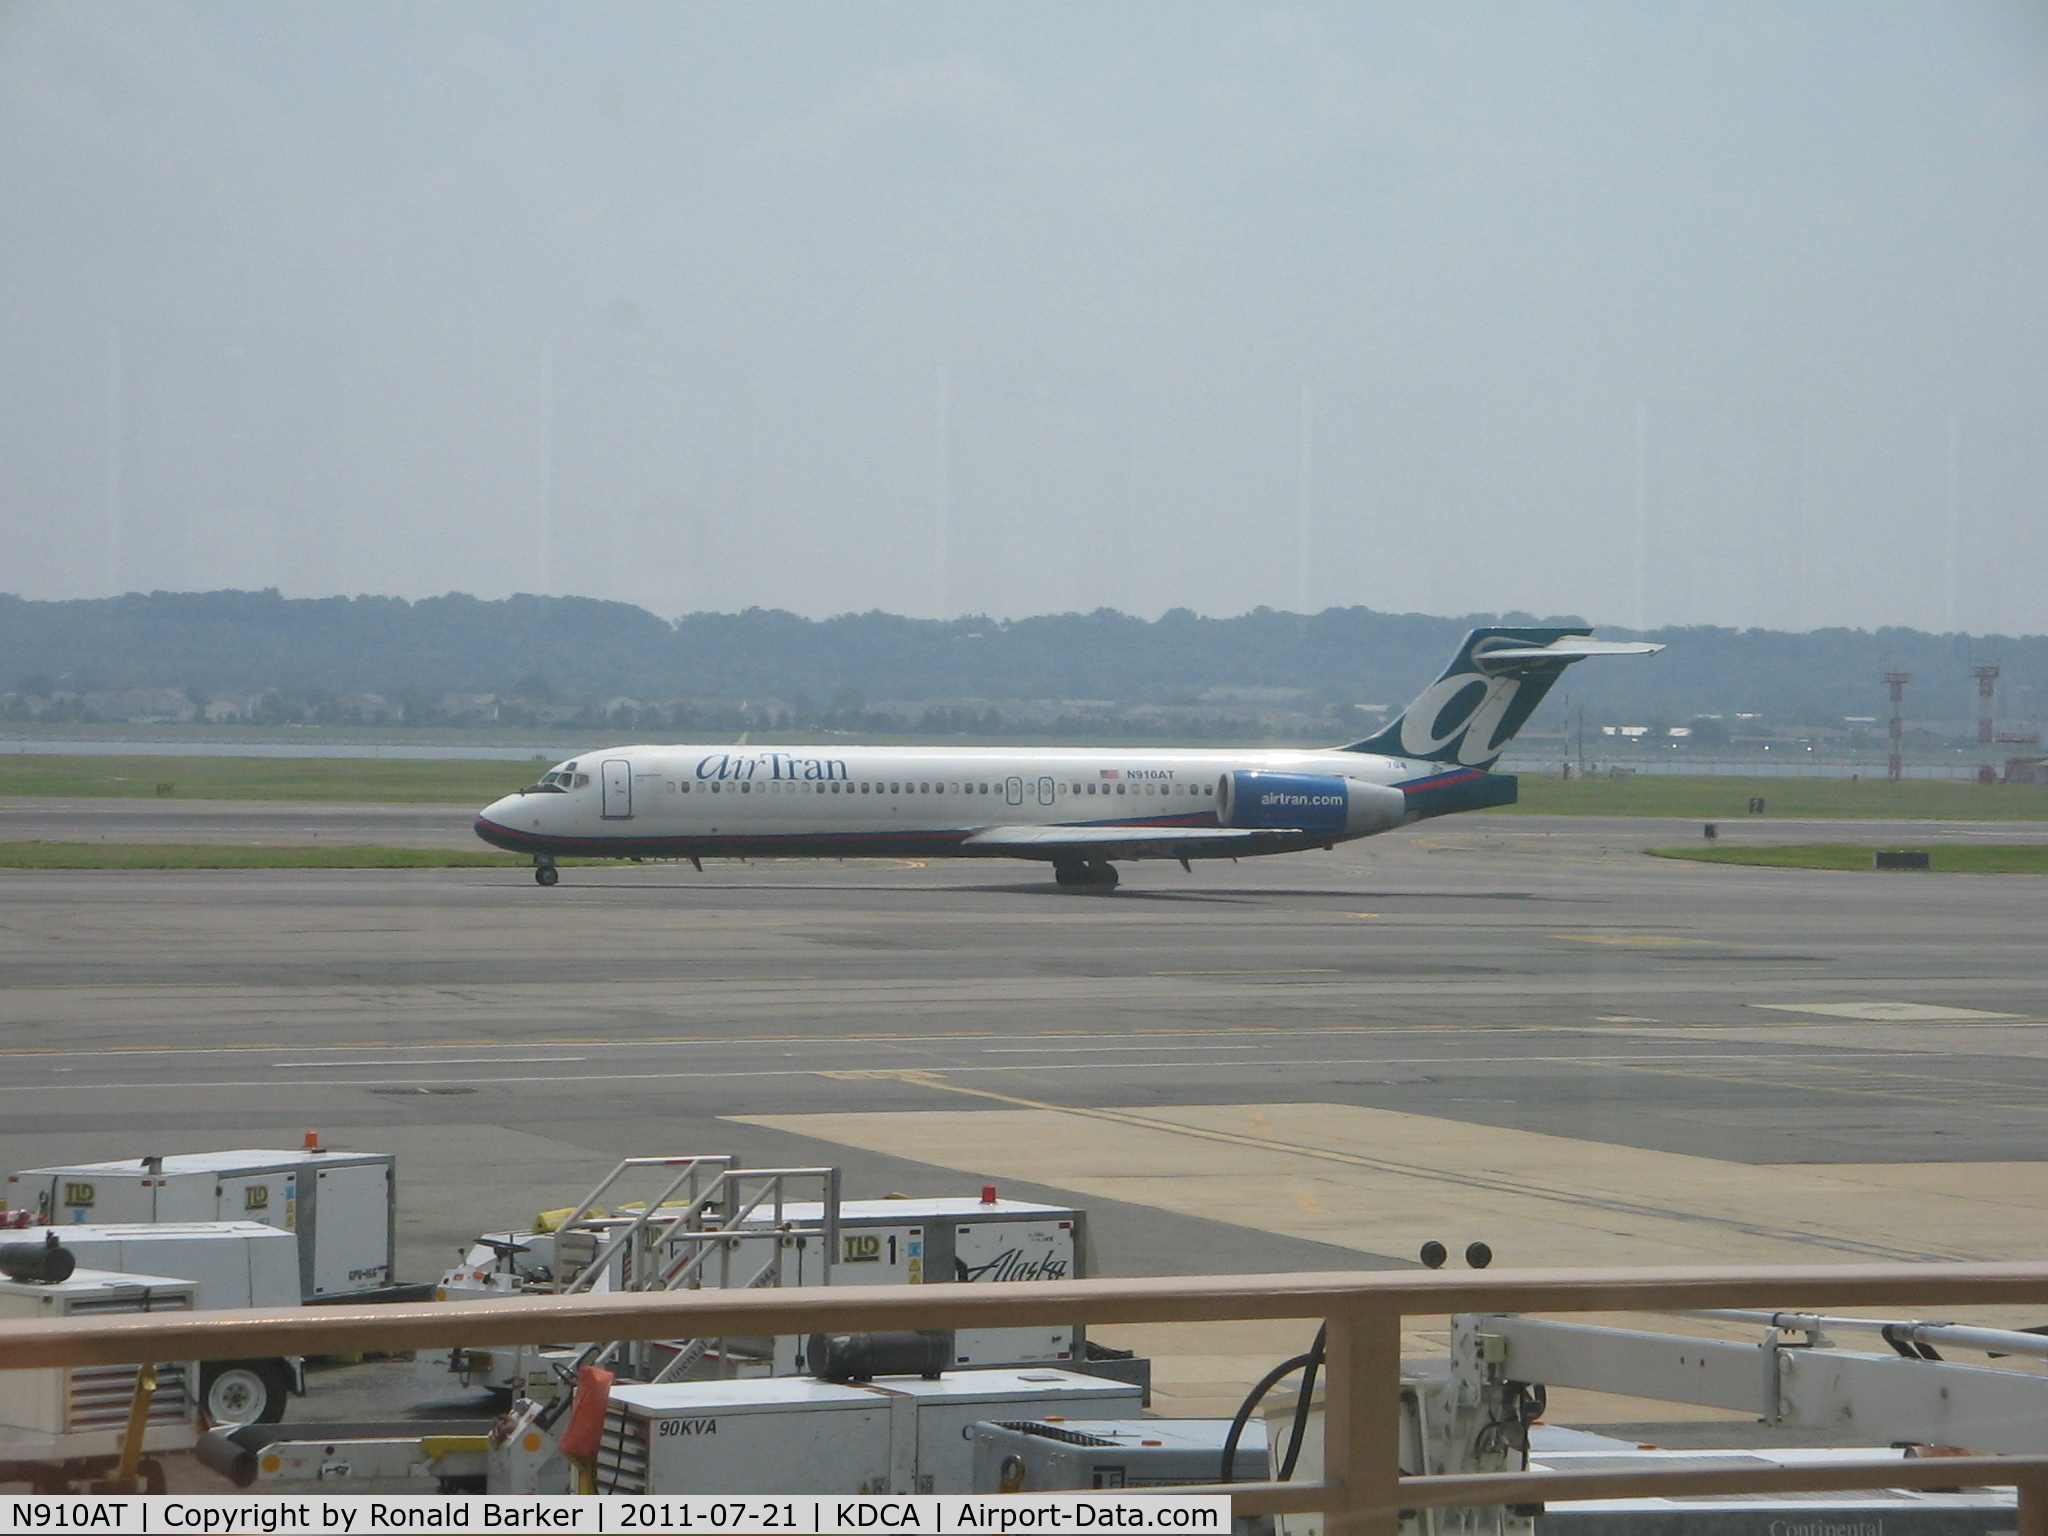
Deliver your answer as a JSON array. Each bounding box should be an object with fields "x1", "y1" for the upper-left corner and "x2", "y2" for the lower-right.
[{"x1": 1217, "y1": 772, "x2": 1405, "y2": 836}]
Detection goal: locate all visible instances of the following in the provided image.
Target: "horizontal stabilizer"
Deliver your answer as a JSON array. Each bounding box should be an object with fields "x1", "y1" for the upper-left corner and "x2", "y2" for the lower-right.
[{"x1": 1479, "y1": 639, "x2": 1665, "y2": 668}]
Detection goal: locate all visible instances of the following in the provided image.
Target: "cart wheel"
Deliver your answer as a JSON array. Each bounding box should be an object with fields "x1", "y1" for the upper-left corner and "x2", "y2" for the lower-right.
[{"x1": 201, "y1": 1359, "x2": 290, "y2": 1425}]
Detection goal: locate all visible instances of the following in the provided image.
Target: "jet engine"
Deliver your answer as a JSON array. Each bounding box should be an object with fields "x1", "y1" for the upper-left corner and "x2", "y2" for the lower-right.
[{"x1": 1216, "y1": 771, "x2": 1406, "y2": 836}]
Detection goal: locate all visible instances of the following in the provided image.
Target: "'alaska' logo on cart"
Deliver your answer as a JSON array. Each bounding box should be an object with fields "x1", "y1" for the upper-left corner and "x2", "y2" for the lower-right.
[
  {"x1": 655, "y1": 1417, "x2": 718, "y2": 1436},
  {"x1": 957, "y1": 1249, "x2": 1070, "y2": 1283}
]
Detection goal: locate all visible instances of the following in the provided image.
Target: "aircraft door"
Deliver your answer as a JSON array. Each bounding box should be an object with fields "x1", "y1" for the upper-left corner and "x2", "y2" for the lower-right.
[
  {"x1": 600, "y1": 758, "x2": 633, "y2": 819},
  {"x1": 1037, "y1": 776, "x2": 1055, "y2": 806},
  {"x1": 1004, "y1": 776, "x2": 1023, "y2": 806}
]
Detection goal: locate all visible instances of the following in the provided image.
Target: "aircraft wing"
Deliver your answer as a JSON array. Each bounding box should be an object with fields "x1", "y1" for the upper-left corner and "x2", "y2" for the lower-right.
[{"x1": 960, "y1": 824, "x2": 1309, "y2": 859}]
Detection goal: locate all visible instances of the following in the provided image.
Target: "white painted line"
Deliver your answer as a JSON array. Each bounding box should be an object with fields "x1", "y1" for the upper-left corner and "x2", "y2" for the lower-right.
[
  {"x1": 1750, "y1": 1002, "x2": 2022, "y2": 1022},
  {"x1": 0, "y1": 1025, "x2": 1587, "y2": 1063},
  {"x1": 982, "y1": 1045, "x2": 1262, "y2": 1054},
  {"x1": 272, "y1": 1056, "x2": 588, "y2": 1068},
  {"x1": 0, "y1": 1049, "x2": 1973, "y2": 1094}
]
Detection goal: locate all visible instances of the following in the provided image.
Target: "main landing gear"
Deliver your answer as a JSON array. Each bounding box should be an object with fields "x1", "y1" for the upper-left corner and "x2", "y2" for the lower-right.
[
  {"x1": 1052, "y1": 859, "x2": 1119, "y2": 891},
  {"x1": 533, "y1": 858, "x2": 559, "y2": 887}
]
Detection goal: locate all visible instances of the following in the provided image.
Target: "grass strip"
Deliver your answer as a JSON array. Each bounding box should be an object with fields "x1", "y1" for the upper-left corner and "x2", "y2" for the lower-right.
[
  {"x1": 7, "y1": 753, "x2": 2048, "y2": 821},
  {"x1": 0, "y1": 843, "x2": 599, "y2": 870},
  {"x1": 1649, "y1": 843, "x2": 2048, "y2": 874},
  {"x1": 1506, "y1": 774, "x2": 2048, "y2": 821}
]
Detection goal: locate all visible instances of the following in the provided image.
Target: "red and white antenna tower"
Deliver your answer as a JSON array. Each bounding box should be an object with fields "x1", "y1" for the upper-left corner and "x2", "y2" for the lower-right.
[
  {"x1": 1974, "y1": 664, "x2": 2000, "y2": 785},
  {"x1": 1882, "y1": 672, "x2": 1912, "y2": 782}
]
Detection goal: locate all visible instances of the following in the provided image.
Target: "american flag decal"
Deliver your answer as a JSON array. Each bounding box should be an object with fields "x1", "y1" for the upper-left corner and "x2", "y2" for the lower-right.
[{"x1": 1099, "y1": 769, "x2": 1119, "y2": 779}]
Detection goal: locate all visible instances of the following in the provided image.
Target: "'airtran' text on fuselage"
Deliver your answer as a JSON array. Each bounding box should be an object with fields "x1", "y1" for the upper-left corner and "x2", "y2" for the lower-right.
[{"x1": 695, "y1": 753, "x2": 849, "y2": 782}]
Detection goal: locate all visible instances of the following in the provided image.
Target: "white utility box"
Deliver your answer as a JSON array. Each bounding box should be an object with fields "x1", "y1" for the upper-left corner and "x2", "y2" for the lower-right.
[
  {"x1": 864, "y1": 1368, "x2": 1142, "y2": 1494},
  {"x1": 972, "y1": 1419, "x2": 1268, "y2": 1491},
  {"x1": 593, "y1": 1368, "x2": 1138, "y2": 1496},
  {"x1": 8, "y1": 1148, "x2": 395, "y2": 1300},
  {"x1": 599, "y1": 1378, "x2": 895, "y2": 1496},
  {"x1": 760, "y1": 1197, "x2": 1087, "y2": 1372},
  {"x1": 0, "y1": 1268, "x2": 200, "y2": 1457}
]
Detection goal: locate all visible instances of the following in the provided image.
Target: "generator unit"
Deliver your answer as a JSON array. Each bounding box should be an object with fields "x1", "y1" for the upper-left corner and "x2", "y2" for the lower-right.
[
  {"x1": 589, "y1": 1368, "x2": 1141, "y2": 1496},
  {"x1": 50, "y1": 1223, "x2": 304, "y2": 1426},
  {"x1": 972, "y1": 1419, "x2": 1268, "y2": 1492},
  {"x1": 0, "y1": 1268, "x2": 200, "y2": 1460},
  {"x1": 8, "y1": 1147, "x2": 396, "y2": 1301}
]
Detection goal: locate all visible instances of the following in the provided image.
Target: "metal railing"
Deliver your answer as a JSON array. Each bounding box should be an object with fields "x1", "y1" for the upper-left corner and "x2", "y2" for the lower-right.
[{"x1": 4, "y1": 1261, "x2": 2048, "y2": 1532}]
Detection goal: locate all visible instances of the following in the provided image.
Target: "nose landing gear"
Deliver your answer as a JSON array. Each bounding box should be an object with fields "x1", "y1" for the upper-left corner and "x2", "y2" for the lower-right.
[
  {"x1": 534, "y1": 858, "x2": 559, "y2": 887},
  {"x1": 1051, "y1": 859, "x2": 1119, "y2": 891}
]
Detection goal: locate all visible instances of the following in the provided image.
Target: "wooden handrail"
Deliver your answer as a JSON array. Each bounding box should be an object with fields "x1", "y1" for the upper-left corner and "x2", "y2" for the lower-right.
[
  {"x1": 5, "y1": 1262, "x2": 2048, "y2": 1369},
  {"x1": 3, "y1": 1260, "x2": 2044, "y2": 1532}
]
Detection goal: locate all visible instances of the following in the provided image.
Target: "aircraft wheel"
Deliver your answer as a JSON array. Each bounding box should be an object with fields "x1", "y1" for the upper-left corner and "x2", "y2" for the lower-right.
[
  {"x1": 1053, "y1": 862, "x2": 1085, "y2": 887},
  {"x1": 1084, "y1": 861, "x2": 1119, "y2": 890},
  {"x1": 534, "y1": 864, "x2": 560, "y2": 887}
]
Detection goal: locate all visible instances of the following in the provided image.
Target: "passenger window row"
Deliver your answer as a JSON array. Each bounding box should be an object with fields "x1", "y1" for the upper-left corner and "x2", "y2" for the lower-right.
[{"x1": 655, "y1": 778, "x2": 1215, "y2": 797}]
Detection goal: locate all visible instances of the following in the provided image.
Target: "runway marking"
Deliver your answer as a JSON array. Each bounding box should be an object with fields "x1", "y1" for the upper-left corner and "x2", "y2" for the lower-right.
[
  {"x1": 1552, "y1": 934, "x2": 1719, "y2": 947},
  {"x1": 1751, "y1": 1002, "x2": 2022, "y2": 1022},
  {"x1": 4, "y1": 1049, "x2": 1956, "y2": 1094},
  {"x1": 981, "y1": 1044, "x2": 1262, "y2": 1054},
  {"x1": 0, "y1": 1023, "x2": 1633, "y2": 1061},
  {"x1": 1146, "y1": 969, "x2": 1343, "y2": 977},
  {"x1": 0, "y1": 975, "x2": 819, "y2": 992},
  {"x1": 1592, "y1": 1053, "x2": 2048, "y2": 1114},
  {"x1": 737, "y1": 1094, "x2": 1996, "y2": 1265},
  {"x1": 271, "y1": 1055, "x2": 588, "y2": 1067}
]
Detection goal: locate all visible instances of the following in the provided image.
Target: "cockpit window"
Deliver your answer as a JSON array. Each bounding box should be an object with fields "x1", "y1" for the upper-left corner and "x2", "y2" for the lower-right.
[{"x1": 520, "y1": 765, "x2": 581, "y2": 795}]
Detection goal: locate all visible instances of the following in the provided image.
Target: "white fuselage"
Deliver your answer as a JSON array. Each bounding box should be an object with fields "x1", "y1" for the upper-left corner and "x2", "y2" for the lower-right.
[{"x1": 474, "y1": 743, "x2": 1476, "y2": 865}]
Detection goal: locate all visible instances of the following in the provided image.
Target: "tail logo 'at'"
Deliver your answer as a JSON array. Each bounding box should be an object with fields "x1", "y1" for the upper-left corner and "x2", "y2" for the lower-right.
[
  {"x1": 1343, "y1": 626, "x2": 1656, "y2": 768},
  {"x1": 1398, "y1": 671, "x2": 1523, "y2": 764}
]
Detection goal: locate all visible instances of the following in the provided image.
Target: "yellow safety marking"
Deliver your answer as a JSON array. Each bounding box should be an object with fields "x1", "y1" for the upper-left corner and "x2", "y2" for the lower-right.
[{"x1": 1594, "y1": 1053, "x2": 2048, "y2": 1115}]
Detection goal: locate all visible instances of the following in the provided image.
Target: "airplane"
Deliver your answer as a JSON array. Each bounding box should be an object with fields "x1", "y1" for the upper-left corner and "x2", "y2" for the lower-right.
[{"x1": 474, "y1": 625, "x2": 1661, "y2": 889}]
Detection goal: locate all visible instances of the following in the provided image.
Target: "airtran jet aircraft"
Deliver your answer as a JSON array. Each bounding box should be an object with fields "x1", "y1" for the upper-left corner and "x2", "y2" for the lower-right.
[{"x1": 476, "y1": 626, "x2": 1660, "y2": 889}]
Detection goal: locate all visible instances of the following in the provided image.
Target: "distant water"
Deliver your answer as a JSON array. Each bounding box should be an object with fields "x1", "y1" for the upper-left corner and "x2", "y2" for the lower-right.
[{"x1": 0, "y1": 739, "x2": 579, "y2": 762}]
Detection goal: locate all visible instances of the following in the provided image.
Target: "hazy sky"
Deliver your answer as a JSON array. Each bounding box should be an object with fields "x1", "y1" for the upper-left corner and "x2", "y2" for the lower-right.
[{"x1": 3, "y1": 2, "x2": 2044, "y2": 632}]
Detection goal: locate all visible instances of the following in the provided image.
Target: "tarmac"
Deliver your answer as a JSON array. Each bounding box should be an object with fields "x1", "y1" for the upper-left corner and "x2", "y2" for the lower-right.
[{"x1": 2, "y1": 802, "x2": 2045, "y2": 1430}]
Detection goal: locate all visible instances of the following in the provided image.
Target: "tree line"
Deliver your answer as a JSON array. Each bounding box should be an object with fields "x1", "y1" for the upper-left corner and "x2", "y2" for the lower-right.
[{"x1": 1, "y1": 589, "x2": 2040, "y2": 728}]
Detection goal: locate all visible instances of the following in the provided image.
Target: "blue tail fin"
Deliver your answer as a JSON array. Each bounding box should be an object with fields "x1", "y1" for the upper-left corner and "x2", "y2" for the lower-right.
[{"x1": 1344, "y1": 626, "x2": 1659, "y2": 767}]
